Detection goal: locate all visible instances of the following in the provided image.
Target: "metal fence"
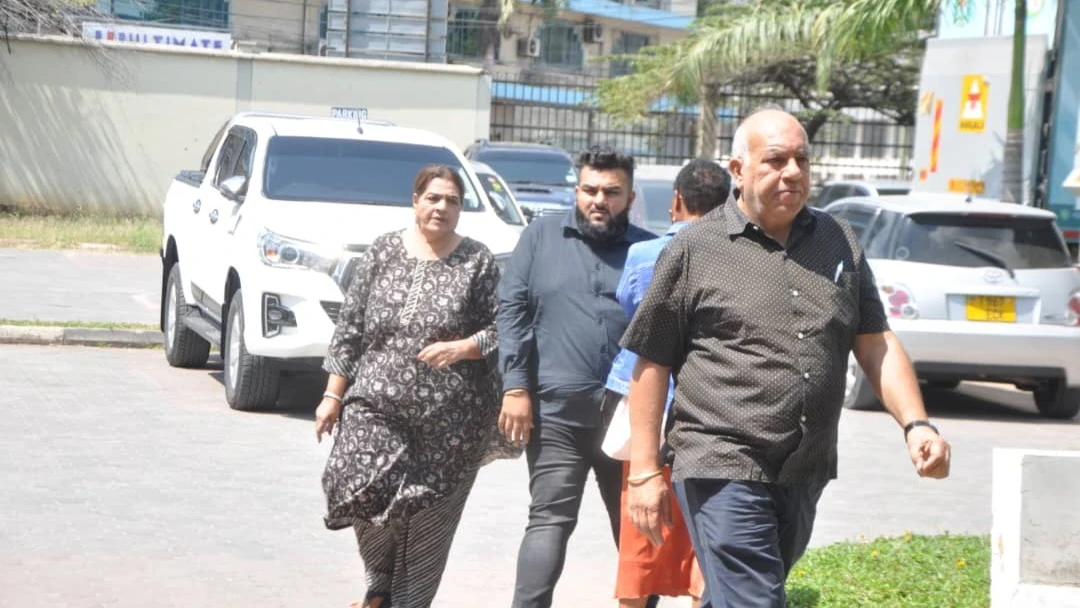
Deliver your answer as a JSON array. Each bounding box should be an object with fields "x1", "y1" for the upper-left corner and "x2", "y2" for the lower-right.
[{"x1": 490, "y1": 73, "x2": 915, "y2": 183}]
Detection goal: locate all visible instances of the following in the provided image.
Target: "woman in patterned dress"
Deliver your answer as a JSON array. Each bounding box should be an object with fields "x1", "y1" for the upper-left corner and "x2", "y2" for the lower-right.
[{"x1": 314, "y1": 164, "x2": 502, "y2": 608}]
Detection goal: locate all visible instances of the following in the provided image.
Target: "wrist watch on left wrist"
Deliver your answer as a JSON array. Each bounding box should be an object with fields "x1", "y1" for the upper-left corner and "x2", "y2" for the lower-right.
[{"x1": 903, "y1": 419, "x2": 938, "y2": 440}]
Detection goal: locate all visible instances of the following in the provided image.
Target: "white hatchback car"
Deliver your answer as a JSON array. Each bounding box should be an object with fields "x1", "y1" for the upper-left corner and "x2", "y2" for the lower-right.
[{"x1": 823, "y1": 195, "x2": 1080, "y2": 419}]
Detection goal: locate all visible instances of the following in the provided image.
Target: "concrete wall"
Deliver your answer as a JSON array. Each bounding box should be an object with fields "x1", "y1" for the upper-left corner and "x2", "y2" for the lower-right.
[
  {"x1": 992, "y1": 449, "x2": 1080, "y2": 608},
  {"x1": 0, "y1": 35, "x2": 491, "y2": 216}
]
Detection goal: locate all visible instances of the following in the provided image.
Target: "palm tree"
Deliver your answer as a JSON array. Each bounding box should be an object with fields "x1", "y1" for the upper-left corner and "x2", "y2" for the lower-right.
[{"x1": 671, "y1": 0, "x2": 1027, "y2": 201}]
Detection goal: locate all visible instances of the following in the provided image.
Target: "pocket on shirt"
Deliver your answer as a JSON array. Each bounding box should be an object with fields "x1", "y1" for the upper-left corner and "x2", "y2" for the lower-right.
[{"x1": 829, "y1": 271, "x2": 859, "y2": 328}]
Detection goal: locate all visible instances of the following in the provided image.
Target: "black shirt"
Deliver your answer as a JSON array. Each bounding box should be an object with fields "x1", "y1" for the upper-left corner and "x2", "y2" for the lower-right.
[
  {"x1": 620, "y1": 201, "x2": 889, "y2": 483},
  {"x1": 497, "y1": 210, "x2": 656, "y2": 427}
]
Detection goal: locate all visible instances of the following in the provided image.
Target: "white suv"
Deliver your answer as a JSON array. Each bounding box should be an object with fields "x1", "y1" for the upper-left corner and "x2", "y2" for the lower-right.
[
  {"x1": 824, "y1": 195, "x2": 1080, "y2": 419},
  {"x1": 159, "y1": 112, "x2": 519, "y2": 410}
]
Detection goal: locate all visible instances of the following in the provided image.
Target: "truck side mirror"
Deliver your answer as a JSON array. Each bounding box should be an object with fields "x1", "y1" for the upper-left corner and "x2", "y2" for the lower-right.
[{"x1": 221, "y1": 176, "x2": 248, "y2": 202}]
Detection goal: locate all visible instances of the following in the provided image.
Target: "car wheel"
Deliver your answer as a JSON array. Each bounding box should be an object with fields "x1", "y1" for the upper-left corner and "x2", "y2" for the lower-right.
[
  {"x1": 927, "y1": 379, "x2": 961, "y2": 390},
  {"x1": 223, "y1": 290, "x2": 280, "y2": 411},
  {"x1": 843, "y1": 355, "x2": 879, "y2": 410},
  {"x1": 163, "y1": 265, "x2": 211, "y2": 369},
  {"x1": 1033, "y1": 381, "x2": 1080, "y2": 420}
]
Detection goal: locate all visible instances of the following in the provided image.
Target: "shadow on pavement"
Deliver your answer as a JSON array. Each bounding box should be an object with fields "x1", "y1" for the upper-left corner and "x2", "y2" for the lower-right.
[{"x1": 920, "y1": 382, "x2": 1079, "y2": 426}]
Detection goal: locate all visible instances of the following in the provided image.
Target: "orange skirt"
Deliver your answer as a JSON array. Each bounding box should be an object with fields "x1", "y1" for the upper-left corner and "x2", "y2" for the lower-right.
[{"x1": 615, "y1": 463, "x2": 704, "y2": 599}]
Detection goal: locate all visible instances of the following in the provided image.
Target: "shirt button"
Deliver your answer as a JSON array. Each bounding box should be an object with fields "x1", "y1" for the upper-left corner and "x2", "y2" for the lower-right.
[
  {"x1": 800, "y1": 415, "x2": 807, "y2": 423},
  {"x1": 792, "y1": 289, "x2": 800, "y2": 297},
  {"x1": 803, "y1": 372, "x2": 810, "y2": 380},
  {"x1": 797, "y1": 332, "x2": 805, "y2": 339}
]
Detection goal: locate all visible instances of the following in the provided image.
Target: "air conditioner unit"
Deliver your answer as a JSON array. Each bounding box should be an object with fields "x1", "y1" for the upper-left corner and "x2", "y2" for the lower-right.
[
  {"x1": 583, "y1": 21, "x2": 603, "y2": 44},
  {"x1": 517, "y1": 36, "x2": 541, "y2": 58}
]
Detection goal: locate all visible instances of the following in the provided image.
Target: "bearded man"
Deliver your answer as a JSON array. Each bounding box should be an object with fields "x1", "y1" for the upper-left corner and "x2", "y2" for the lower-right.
[{"x1": 497, "y1": 145, "x2": 657, "y2": 608}]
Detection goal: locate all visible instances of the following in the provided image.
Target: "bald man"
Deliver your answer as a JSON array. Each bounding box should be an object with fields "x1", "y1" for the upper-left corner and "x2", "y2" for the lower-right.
[{"x1": 618, "y1": 109, "x2": 952, "y2": 608}]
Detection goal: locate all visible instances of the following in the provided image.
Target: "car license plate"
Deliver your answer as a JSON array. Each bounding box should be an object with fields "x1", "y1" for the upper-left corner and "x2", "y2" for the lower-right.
[{"x1": 965, "y1": 296, "x2": 1016, "y2": 322}]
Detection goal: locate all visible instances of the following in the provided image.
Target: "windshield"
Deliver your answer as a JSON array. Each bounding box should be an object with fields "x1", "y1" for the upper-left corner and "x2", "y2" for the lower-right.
[
  {"x1": 477, "y1": 152, "x2": 577, "y2": 186},
  {"x1": 477, "y1": 171, "x2": 525, "y2": 226},
  {"x1": 263, "y1": 137, "x2": 481, "y2": 210},
  {"x1": 894, "y1": 213, "x2": 1072, "y2": 269}
]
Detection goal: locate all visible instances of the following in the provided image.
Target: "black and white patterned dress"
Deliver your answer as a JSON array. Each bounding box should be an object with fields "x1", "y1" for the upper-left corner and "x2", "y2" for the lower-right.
[{"x1": 322, "y1": 231, "x2": 501, "y2": 530}]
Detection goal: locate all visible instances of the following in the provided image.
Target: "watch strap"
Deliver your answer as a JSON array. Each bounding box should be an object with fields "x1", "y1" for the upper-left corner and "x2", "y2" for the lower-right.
[{"x1": 903, "y1": 419, "x2": 938, "y2": 439}]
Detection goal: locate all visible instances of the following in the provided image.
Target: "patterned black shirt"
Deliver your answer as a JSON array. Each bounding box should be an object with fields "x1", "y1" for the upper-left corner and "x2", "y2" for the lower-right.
[{"x1": 620, "y1": 201, "x2": 889, "y2": 484}]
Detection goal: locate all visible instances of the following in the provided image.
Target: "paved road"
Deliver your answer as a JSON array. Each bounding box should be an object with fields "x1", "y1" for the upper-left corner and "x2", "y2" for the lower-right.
[
  {"x1": 0, "y1": 249, "x2": 160, "y2": 325},
  {"x1": 1, "y1": 345, "x2": 1078, "y2": 608}
]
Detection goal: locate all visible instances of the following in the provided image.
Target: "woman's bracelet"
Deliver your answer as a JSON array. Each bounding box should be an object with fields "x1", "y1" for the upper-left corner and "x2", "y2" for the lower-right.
[
  {"x1": 626, "y1": 469, "x2": 664, "y2": 485},
  {"x1": 323, "y1": 391, "x2": 343, "y2": 403}
]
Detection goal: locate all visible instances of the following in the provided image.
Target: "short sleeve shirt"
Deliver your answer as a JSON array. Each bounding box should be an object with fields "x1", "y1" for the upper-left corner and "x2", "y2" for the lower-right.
[{"x1": 619, "y1": 201, "x2": 889, "y2": 484}]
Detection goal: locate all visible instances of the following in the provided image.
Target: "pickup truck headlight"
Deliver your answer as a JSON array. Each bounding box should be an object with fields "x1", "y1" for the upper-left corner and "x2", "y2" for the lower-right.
[{"x1": 257, "y1": 230, "x2": 338, "y2": 273}]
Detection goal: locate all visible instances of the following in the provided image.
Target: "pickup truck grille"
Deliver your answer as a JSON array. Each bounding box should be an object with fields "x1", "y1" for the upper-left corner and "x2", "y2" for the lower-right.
[{"x1": 321, "y1": 301, "x2": 342, "y2": 324}]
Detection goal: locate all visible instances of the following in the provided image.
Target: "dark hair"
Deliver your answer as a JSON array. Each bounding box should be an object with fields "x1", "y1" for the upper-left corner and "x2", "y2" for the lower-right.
[
  {"x1": 575, "y1": 145, "x2": 635, "y2": 187},
  {"x1": 675, "y1": 159, "x2": 731, "y2": 215},
  {"x1": 413, "y1": 164, "x2": 465, "y2": 198}
]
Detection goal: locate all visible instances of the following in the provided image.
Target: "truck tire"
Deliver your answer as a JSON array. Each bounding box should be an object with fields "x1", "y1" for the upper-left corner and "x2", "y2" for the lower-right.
[
  {"x1": 1033, "y1": 381, "x2": 1080, "y2": 420},
  {"x1": 223, "y1": 290, "x2": 280, "y2": 411},
  {"x1": 843, "y1": 355, "x2": 879, "y2": 410},
  {"x1": 163, "y1": 265, "x2": 211, "y2": 368}
]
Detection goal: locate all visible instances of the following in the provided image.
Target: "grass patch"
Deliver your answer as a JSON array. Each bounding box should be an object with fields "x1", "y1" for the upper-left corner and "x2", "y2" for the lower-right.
[
  {"x1": 0, "y1": 319, "x2": 159, "y2": 330},
  {"x1": 0, "y1": 212, "x2": 161, "y2": 254},
  {"x1": 786, "y1": 533, "x2": 989, "y2": 608}
]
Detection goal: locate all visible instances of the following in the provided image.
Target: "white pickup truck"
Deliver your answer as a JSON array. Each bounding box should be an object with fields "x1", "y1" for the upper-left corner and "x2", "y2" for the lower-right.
[{"x1": 159, "y1": 112, "x2": 520, "y2": 411}]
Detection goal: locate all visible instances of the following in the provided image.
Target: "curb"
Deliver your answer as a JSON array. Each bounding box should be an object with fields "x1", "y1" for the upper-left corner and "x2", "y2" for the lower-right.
[{"x1": 0, "y1": 325, "x2": 163, "y2": 348}]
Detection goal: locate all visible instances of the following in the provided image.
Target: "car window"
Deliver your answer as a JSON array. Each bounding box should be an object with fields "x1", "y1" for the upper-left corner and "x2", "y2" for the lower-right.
[
  {"x1": 477, "y1": 171, "x2": 525, "y2": 226},
  {"x1": 213, "y1": 133, "x2": 245, "y2": 187},
  {"x1": 817, "y1": 185, "x2": 853, "y2": 207},
  {"x1": 893, "y1": 213, "x2": 1073, "y2": 269},
  {"x1": 635, "y1": 180, "x2": 675, "y2": 234},
  {"x1": 843, "y1": 207, "x2": 877, "y2": 240},
  {"x1": 876, "y1": 187, "x2": 911, "y2": 196},
  {"x1": 864, "y1": 210, "x2": 899, "y2": 258},
  {"x1": 262, "y1": 137, "x2": 481, "y2": 210},
  {"x1": 230, "y1": 138, "x2": 254, "y2": 182},
  {"x1": 200, "y1": 121, "x2": 229, "y2": 175},
  {"x1": 476, "y1": 151, "x2": 577, "y2": 186}
]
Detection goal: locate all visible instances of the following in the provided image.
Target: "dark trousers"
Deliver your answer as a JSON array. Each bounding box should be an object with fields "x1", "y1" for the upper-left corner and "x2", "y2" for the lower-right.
[
  {"x1": 510, "y1": 393, "x2": 625, "y2": 608},
  {"x1": 673, "y1": 478, "x2": 828, "y2": 608}
]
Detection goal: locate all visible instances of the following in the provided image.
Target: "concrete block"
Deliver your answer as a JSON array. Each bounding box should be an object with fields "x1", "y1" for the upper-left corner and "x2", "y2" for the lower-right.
[
  {"x1": 992, "y1": 449, "x2": 1080, "y2": 608},
  {"x1": 0, "y1": 325, "x2": 64, "y2": 344},
  {"x1": 62, "y1": 328, "x2": 162, "y2": 348}
]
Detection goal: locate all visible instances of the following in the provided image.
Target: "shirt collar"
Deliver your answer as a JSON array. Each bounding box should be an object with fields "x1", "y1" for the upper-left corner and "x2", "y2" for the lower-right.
[
  {"x1": 722, "y1": 201, "x2": 817, "y2": 238},
  {"x1": 665, "y1": 220, "x2": 692, "y2": 236},
  {"x1": 561, "y1": 207, "x2": 637, "y2": 244}
]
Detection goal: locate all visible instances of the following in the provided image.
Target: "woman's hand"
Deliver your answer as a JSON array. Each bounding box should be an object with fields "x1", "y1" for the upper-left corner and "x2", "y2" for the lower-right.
[
  {"x1": 315, "y1": 397, "x2": 343, "y2": 443},
  {"x1": 417, "y1": 339, "x2": 468, "y2": 369}
]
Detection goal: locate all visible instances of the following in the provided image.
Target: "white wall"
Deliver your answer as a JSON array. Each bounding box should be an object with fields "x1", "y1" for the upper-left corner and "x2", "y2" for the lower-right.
[
  {"x1": 992, "y1": 449, "x2": 1080, "y2": 608},
  {"x1": 0, "y1": 35, "x2": 491, "y2": 216}
]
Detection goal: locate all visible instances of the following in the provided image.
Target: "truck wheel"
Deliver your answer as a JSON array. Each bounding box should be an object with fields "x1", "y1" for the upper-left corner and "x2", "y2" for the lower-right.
[
  {"x1": 843, "y1": 355, "x2": 879, "y2": 410},
  {"x1": 223, "y1": 290, "x2": 280, "y2": 411},
  {"x1": 1033, "y1": 381, "x2": 1080, "y2": 420},
  {"x1": 163, "y1": 265, "x2": 211, "y2": 368}
]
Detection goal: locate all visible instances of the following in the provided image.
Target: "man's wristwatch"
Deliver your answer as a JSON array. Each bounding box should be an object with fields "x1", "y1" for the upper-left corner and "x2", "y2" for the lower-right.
[{"x1": 903, "y1": 419, "x2": 939, "y2": 440}]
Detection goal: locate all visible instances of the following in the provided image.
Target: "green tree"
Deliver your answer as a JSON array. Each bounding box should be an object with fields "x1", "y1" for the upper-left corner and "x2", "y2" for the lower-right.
[{"x1": 601, "y1": 0, "x2": 1029, "y2": 201}]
